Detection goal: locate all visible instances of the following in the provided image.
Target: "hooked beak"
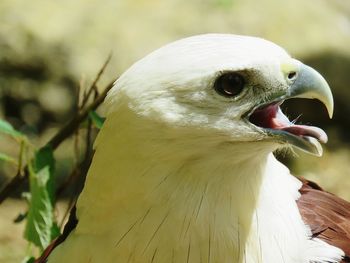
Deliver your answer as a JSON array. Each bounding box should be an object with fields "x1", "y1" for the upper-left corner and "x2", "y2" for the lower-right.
[
  {"x1": 288, "y1": 63, "x2": 333, "y2": 118},
  {"x1": 248, "y1": 62, "x2": 334, "y2": 156}
]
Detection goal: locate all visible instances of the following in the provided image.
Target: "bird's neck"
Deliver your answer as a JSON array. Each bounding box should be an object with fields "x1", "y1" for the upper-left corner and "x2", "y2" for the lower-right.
[{"x1": 73, "y1": 109, "x2": 311, "y2": 263}]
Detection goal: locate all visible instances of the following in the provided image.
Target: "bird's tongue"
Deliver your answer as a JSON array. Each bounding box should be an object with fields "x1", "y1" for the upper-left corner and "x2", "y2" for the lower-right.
[
  {"x1": 281, "y1": 125, "x2": 327, "y2": 143},
  {"x1": 249, "y1": 103, "x2": 328, "y2": 143}
]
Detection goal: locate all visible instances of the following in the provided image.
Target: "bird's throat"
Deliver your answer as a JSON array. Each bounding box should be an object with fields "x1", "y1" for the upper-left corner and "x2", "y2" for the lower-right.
[{"x1": 48, "y1": 109, "x2": 318, "y2": 263}]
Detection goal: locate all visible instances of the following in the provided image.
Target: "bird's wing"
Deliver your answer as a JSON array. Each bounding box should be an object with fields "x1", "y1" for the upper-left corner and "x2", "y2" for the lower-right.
[{"x1": 297, "y1": 178, "x2": 350, "y2": 262}]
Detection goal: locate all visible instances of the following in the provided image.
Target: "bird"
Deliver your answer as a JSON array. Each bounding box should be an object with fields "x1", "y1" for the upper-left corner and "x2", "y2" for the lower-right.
[{"x1": 38, "y1": 34, "x2": 350, "y2": 263}]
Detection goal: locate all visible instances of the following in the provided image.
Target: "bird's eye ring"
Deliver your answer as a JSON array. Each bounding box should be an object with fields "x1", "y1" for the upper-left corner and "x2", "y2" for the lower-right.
[{"x1": 214, "y1": 73, "x2": 245, "y2": 98}]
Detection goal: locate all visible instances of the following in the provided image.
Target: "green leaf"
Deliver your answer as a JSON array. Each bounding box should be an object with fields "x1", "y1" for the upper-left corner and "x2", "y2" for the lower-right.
[
  {"x1": 0, "y1": 119, "x2": 24, "y2": 139},
  {"x1": 89, "y1": 111, "x2": 105, "y2": 129},
  {"x1": 33, "y1": 146, "x2": 55, "y2": 203},
  {"x1": 33, "y1": 146, "x2": 55, "y2": 173},
  {"x1": 51, "y1": 222, "x2": 61, "y2": 240},
  {"x1": 0, "y1": 152, "x2": 17, "y2": 165},
  {"x1": 24, "y1": 146, "x2": 58, "y2": 251},
  {"x1": 24, "y1": 165, "x2": 53, "y2": 250}
]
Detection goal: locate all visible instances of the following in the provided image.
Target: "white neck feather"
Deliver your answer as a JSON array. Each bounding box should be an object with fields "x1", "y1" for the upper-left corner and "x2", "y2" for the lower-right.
[{"x1": 48, "y1": 107, "x2": 343, "y2": 263}]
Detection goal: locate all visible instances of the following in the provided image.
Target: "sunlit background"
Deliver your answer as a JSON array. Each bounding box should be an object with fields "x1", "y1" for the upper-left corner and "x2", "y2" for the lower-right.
[{"x1": 0, "y1": 0, "x2": 349, "y2": 262}]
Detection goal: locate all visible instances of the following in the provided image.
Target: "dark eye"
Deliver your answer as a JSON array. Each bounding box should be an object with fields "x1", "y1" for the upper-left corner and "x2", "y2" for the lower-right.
[
  {"x1": 287, "y1": 71, "x2": 297, "y2": 80},
  {"x1": 214, "y1": 73, "x2": 245, "y2": 97}
]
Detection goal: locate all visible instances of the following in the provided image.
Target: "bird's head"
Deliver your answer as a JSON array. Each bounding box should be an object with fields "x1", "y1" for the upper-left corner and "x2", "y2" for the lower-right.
[{"x1": 106, "y1": 34, "x2": 333, "y2": 156}]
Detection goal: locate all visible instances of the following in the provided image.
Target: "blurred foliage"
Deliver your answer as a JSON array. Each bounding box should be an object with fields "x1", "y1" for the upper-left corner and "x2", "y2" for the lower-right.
[
  {"x1": 0, "y1": 104, "x2": 105, "y2": 260},
  {"x1": 0, "y1": 0, "x2": 350, "y2": 262},
  {"x1": 0, "y1": 118, "x2": 59, "y2": 258}
]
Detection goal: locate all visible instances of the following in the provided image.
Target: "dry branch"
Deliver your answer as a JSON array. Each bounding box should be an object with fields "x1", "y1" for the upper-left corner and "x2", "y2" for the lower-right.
[
  {"x1": 0, "y1": 56, "x2": 115, "y2": 204},
  {"x1": 47, "y1": 80, "x2": 113, "y2": 150}
]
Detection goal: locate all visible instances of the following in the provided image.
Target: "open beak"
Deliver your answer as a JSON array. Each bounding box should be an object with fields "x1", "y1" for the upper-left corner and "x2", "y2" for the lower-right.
[{"x1": 247, "y1": 63, "x2": 334, "y2": 156}]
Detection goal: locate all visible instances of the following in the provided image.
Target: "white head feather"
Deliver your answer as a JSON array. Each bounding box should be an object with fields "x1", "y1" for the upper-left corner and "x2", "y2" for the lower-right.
[{"x1": 104, "y1": 34, "x2": 296, "y2": 144}]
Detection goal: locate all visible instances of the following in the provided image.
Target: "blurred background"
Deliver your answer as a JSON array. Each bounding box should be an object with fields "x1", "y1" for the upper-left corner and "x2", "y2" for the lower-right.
[{"x1": 0, "y1": 0, "x2": 349, "y2": 262}]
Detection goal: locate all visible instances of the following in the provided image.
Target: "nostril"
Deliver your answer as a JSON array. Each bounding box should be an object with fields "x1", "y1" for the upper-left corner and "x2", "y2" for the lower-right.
[{"x1": 287, "y1": 71, "x2": 297, "y2": 80}]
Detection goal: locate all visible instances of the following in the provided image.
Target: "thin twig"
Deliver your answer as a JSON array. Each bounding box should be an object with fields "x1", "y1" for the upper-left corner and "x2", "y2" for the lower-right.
[
  {"x1": 80, "y1": 53, "x2": 112, "y2": 108},
  {"x1": 73, "y1": 78, "x2": 83, "y2": 165},
  {"x1": 47, "y1": 79, "x2": 113, "y2": 150},
  {"x1": 59, "y1": 195, "x2": 77, "y2": 228},
  {"x1": 0, "y1": 169, "x2": 28, "y2": 203},
  {"x1": 58, "y1": 145, "x2": 94, "y2": 227},
  {"x1": 77, "y1": 75, "x2": 84, "y2": 109},
  {"x1": 17, "y1": 140, "x2": 25, "y2": 176}
]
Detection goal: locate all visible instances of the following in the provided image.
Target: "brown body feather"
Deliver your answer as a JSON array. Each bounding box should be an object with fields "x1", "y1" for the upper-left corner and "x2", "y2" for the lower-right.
[{"x1": 297, "y1": 178, "x2": 350, "y2": 262}]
